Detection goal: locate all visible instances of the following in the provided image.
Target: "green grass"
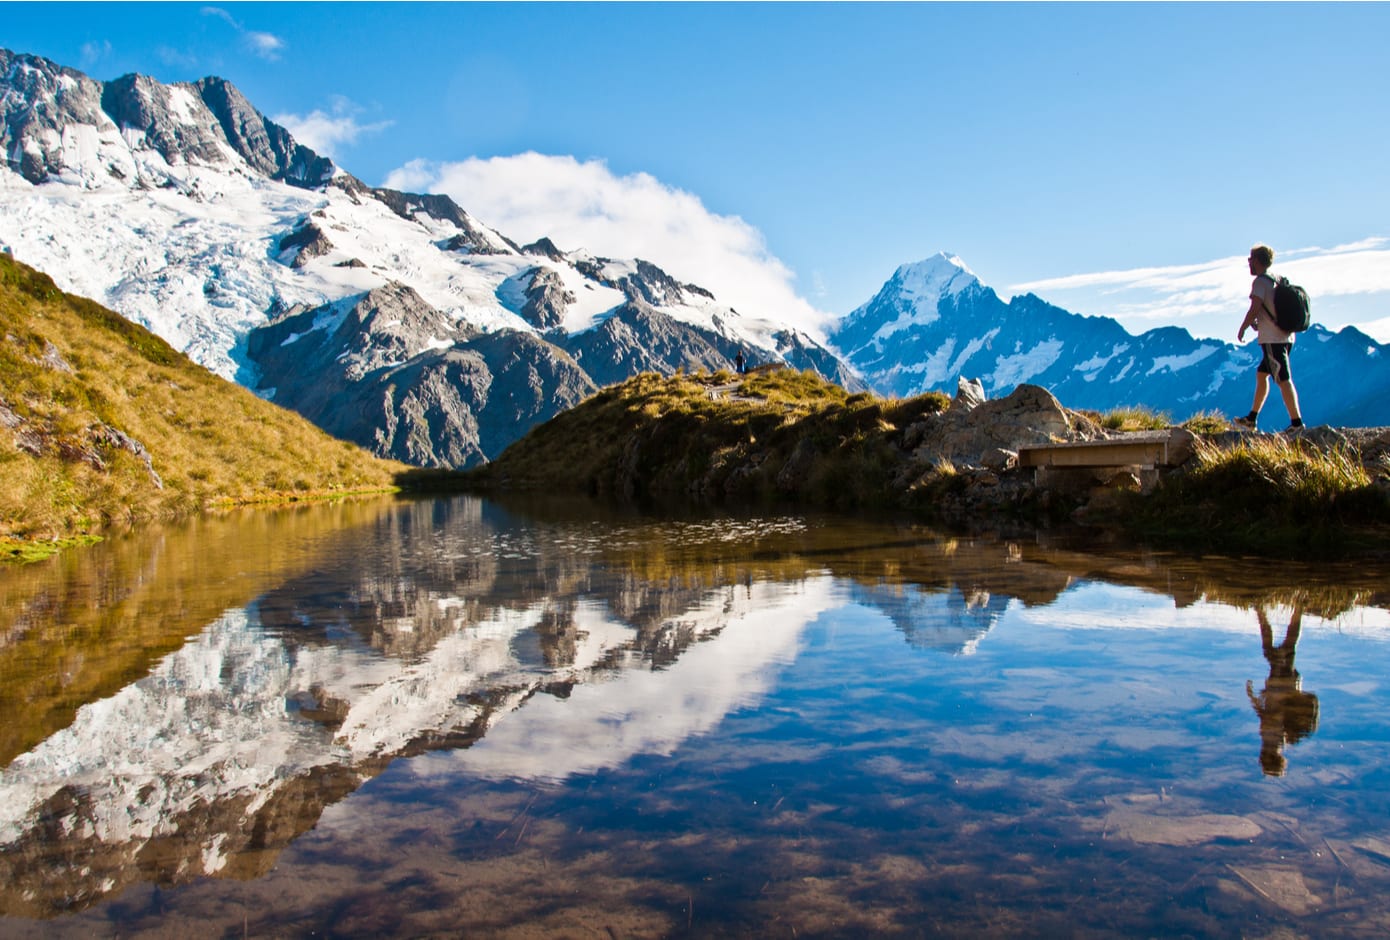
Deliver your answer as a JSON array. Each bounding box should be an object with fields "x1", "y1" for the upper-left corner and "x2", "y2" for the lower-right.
[
  {"x1": 1082, "y1": 405, "x2": 1173, "y2": 432},
  {"x1": 1124, "y1": 435, "x2": 1390, "y2": 555},
  {"x1": 1181, "y1": 410, "x2": 1232, "y2": 435},
  {"x1": 1082, "y1": 405, "x2": 1236, "y2": 435},
  {"x1": 466, "y1": 368, "x2": 951, "y2": 510},
  {"x1": 1106, "y1": 406, "x2": 1170, "y2": 431},
  {"x1": 467, "y1": 368, "x2": 1388, "y2": 556},
  {"x1": 1, "y1": 254, "x2": 409, "y2": 553}
]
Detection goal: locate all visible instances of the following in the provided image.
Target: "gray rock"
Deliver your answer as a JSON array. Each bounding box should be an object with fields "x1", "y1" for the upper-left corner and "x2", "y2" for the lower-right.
[
  {"x1": 514, "y1": 266, "x2": 575, "y2": 330},
  {"x1": 372, "y1": 188, "x2": 518, "y2": 255},
  {"x1": 617, "y1": 259, "x2": 688, "y2": 306},
  {"x1": 980, "y1": 447, "x2": 1017, "y2": 472},
  {"x1": 247, "y1": 283, "x2": 595, "y2": 468},
  {"x1": 278, "y1": 222, "x2": 335, "y2": 269},
  {"x1": 1, "y1": 49, "x2": 113, "y2": 182},
  {"x1": 90, "y1": 424, "x2": 163, "y2": 489},
  {"x1": 40, "y1": 341, "x2": 72, "y2": 373},
  {"x1": 913, "y1": 383, "x2": 1084, "y2": 468},
  {"x1": 194, "y1": 77, "x2": 334, "y2": 187},
  {"x1": 522, "y1": 237, "x2": 568, "y2": 262},
  {"x1": 951, "y1": 376, "x2": 987, "y2": 412}
]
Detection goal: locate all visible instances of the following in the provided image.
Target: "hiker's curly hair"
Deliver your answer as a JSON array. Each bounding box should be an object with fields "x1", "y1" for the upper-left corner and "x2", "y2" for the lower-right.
[{"x1": 1250, "y1": 244, "x2": 1275, "y2": 267}]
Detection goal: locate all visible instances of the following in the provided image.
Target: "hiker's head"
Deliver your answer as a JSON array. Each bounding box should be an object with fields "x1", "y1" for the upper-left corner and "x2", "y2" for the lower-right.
[{"x1": 1249, "y1": 245, "x2": 1275, "y2": 272}]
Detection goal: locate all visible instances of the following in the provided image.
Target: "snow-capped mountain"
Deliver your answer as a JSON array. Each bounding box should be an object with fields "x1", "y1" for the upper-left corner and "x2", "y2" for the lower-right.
[
  {"x1": 7, "y1": 44, "x2": 1385, "y2": 460},
  {"x1": 0, "y1": 48, "x2": 857, "y2": 467},
  {"x1": 831, "y1": 253, "x2": 1390, "y2": 427}
]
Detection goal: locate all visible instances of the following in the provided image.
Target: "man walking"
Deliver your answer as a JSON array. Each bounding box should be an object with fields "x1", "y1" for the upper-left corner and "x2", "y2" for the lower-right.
[{"x1": 1234, "y1": 244, "x2": 1304, "y2": 431}]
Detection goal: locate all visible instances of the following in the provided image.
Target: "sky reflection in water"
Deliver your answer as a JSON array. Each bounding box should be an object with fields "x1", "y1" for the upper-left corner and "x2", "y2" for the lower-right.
[{"x1": 2, "y1": 495, "x2": 1390, "y2": 937}]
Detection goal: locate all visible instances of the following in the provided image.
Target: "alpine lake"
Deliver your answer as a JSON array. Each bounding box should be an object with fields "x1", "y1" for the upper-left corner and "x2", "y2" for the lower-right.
[{"x1": 3, "y1": 493, "x2": 1390, "y2": 939}]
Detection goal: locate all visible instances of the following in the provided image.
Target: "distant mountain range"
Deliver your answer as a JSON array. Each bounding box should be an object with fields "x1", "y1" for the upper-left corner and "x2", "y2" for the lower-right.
[
  {"x1": 831, "y1": 253, "x2": 1390, "y2": 429},
  {"x1": 2, "y1": 47, "x2": 1385, "y2": 469}
]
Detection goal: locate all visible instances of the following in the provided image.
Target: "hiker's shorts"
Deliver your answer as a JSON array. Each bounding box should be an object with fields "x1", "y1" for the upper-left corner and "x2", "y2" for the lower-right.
[{"x1": 1257, "y1": 343, "x2": 1293, "y2": 383}]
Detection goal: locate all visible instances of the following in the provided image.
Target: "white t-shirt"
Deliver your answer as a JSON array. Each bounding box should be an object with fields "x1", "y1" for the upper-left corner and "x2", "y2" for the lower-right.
[{"x1": 1252, "y1": 274, "x2": 1293, "y2": 345}]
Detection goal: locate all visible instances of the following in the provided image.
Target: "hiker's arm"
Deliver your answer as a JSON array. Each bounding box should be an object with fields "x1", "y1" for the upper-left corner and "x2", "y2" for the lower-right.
[{"x1": 1237, "y1": 297, "x2": 1261, "y2": 341}]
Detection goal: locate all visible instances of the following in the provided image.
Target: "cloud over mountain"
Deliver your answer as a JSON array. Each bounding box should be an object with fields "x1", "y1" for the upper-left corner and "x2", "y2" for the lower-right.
[
  {"x1": 274, "y1": 98, "x2": 393, "y2": 158},
  {"x1": 384, "y1": 152, "x2": 836, "y2": 340}
]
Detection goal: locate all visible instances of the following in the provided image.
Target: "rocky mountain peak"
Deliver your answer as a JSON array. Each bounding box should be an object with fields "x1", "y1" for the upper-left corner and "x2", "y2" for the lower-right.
[
  {"x1": 522, "y1": 237, "x2": 567, "y2": 262},
  {"x1": 1, "y1": 49, "x2": 111, "y2": 182},
  {"x1": 1, "y1": 46, "x2": 336, "y2": 188},
  {"x1": 889, "y1": 252, "x2": 981, "y2": 304},
  {"x1": 514, "y1": 266, "x2": 575, "y2": 330},
  {"x1": 372, "y1": 188, "x2": 518, "y2": 255},
  {"x1": 194, "y1": 76, "x2": 335, "y2": 186}
]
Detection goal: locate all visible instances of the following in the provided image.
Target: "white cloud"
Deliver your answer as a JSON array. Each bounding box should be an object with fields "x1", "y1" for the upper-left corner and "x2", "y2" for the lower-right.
[
  {"x1": 202, "y1": 6, "x2": 286, "y2": 62},
  {"x1": 1010, "y1": 238, "x2": 1390, "y2": 343},
  {"x1": 244, "y1": 31, "x2": 286, "y2": 61},
  {"x1": 384, "y1": 158, "x2": 435, "y2": 194},
  {"x1": 201, "y1": 6, "x2": 237, "y2": 26},
  {"x1": 382, "y1": 152, "x2": 835, "y2": 337},
  {"x1": 80, "y1": 40, "x2": 112, "y2": 68},
  {"x1": 274, "y1": 98, "x2": 392, "y2": 158}
]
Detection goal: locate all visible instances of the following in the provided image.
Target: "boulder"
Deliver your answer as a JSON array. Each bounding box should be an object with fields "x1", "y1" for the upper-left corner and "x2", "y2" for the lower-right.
[
  {"x1": 951, "y1": 376, "x2": 987, "y2": 413},
  {"x1": 912, "y1": 383, "x2": 1083, "y2": 468}
]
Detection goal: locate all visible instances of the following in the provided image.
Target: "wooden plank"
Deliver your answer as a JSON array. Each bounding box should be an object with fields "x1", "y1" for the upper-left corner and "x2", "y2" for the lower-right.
[
  {"x1": 1017, "y1": 430, "x2": 1194, "y2": 469},
  {"x1": 1018, "y1": 441, "x2": 1169, "y2": 468}
]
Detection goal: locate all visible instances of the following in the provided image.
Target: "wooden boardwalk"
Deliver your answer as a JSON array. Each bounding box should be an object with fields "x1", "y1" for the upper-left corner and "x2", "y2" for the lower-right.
[{"x1": 1017, "y1": 429, "x2": 1195, "y2": 470}]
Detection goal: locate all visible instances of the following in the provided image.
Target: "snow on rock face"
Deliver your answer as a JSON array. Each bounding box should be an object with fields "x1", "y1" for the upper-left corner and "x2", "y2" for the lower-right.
[
  {"x1": 830, "y1": 252, "x2": 984, "y2": 360},
  {"x1": 1, "y1": 46, "x2": 857, "y2": 463},
  {"x1": 892, "y1": 252, "x2": 980, "y2": 305}
]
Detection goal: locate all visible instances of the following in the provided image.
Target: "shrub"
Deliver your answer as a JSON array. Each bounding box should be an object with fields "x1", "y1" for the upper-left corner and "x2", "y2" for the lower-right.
[
  {"x1": 1099, "y1": 405, "x2": 1171, "y2": 431},
  {"x1": 1181, "y1": 411, "x2": 1230, "y2": 436}
]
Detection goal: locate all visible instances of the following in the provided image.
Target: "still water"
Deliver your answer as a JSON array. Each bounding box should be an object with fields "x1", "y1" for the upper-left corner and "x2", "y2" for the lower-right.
[{"x1": 2, "y1": 495, "x2": 1390, "y2": 938}]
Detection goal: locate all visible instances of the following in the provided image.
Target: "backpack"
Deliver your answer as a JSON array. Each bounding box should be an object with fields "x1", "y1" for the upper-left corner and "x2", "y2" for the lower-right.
[{"x1": 1264, "y1": 275, "x2": 1311, "y2": 333}]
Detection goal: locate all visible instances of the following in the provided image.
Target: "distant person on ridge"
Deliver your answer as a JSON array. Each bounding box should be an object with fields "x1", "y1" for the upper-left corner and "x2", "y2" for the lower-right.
[
  {"x1": 1234, "y1": 244, "x2": 1304, "y2": 432},
  {"x1": 734, "y1": 348, "x2": 746, "y2": 374}
]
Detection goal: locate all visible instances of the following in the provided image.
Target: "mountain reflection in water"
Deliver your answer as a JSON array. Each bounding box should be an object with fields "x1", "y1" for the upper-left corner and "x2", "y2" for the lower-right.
[{"x1": 3, "y1": 495, "x2": 1390, "y2": 936}]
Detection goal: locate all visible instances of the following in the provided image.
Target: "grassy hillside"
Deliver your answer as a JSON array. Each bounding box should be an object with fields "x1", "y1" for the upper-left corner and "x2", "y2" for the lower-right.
[
  {"x1": 0, "y1": 254, "x2": 408, "y2": 552},
  {"x1": 465, "y1": 369, "x2": 1390, "y2": 557},
  {"x1": 465, "y1": 367, "x2": 953, "y2": 509}
]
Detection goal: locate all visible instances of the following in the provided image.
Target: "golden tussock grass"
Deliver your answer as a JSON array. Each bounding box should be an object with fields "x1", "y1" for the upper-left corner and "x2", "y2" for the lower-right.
[
  {"x1": 1126, "y1": 434, "x2": 1389, "y2": 555},
  {"x1": 0, "y1": 255, "x2": 408, "y2": 548}
]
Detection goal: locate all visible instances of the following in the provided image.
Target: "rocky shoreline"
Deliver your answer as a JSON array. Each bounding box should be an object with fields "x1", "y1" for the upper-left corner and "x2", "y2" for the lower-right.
[
  {"x1": 892, "y1": 378, "x2": 1390, "y2": 532},
  {"x1": 461, "y1": 370, "x2": 1390, "y2": 556}
]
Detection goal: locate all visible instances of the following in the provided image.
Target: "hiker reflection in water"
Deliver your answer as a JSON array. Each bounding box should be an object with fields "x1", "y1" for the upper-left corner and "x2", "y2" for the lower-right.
[{"x1": 1246, "y1": 605, "x2": 1319, "y2": 777}]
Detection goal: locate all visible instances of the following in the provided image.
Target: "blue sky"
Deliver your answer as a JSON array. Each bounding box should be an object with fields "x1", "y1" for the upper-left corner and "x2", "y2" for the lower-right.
[{"x1": 6, "y1": 2, "x2": 1389, "y2": 341}]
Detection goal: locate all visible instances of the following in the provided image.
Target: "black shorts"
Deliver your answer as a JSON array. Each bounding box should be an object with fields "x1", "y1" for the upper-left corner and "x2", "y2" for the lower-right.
[{"x1": 1257, "y1": 343, "x2": 1293, "y2": 383}]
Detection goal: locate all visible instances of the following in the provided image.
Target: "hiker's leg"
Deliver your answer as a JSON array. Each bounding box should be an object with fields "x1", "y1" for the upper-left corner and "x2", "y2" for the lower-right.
[
  {"x1": 1268, "y1": 344, "x2": 1301, "y2": 423},
  {"x1": 1250, "y1": 372, "x2": 1270, "y2": 414},
  {"x1": 1278, "y1": 379, "x2": 1302, "y2": 423}
]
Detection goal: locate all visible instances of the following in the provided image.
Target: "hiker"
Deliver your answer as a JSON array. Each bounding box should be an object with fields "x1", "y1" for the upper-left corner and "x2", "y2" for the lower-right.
[
  {"x1": 734, "y1": 349, "x2": 746, "y2": 374},
  {"x1": 1234, "y1": 244, "x2": 1304, "y2": 432},
  {"x1": 1245, "y1": 604, "x2": 1319, "y2": 777}
]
